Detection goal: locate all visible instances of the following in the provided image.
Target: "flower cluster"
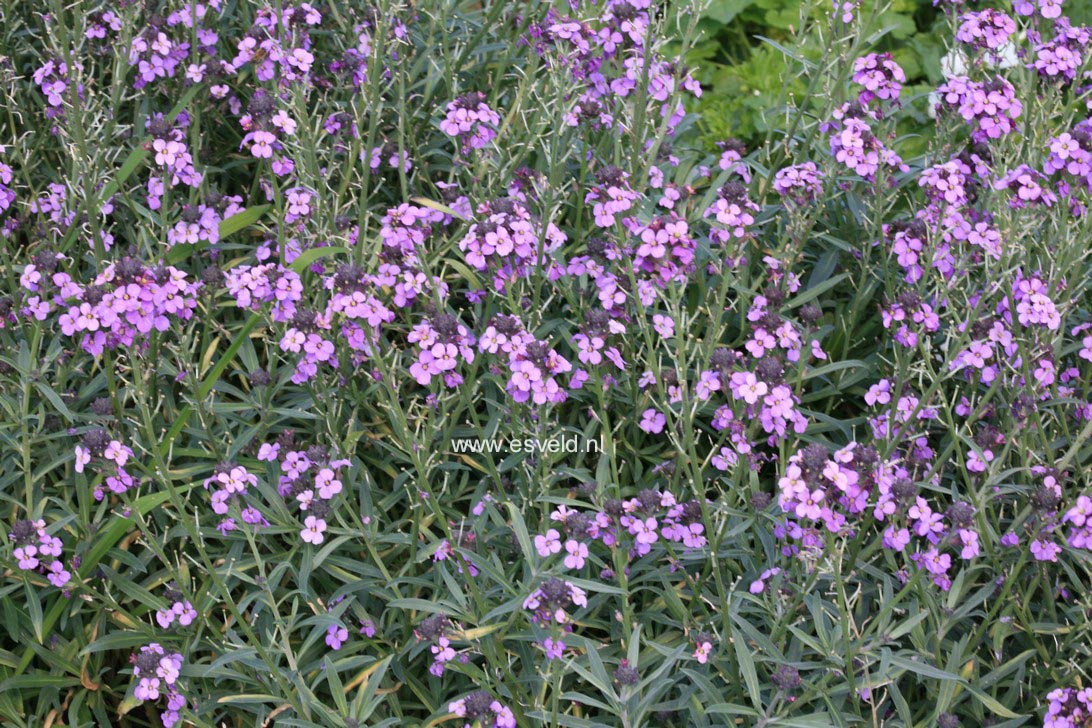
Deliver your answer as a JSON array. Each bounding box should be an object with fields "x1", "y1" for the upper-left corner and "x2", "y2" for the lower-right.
[
  {"x1": 148, "y1": 116, "x2": 203, "y2": 194},
  {"x1": 773, "y1": 162, "x2": 825, "y2": 204},
  {"x1": 716, "y1": 139, "x2": 751, "y2": 181},
  {"x1": 85, "y1": 9, "x2": 122, "y2": 44},
  {"x1": 277, "y1": 309, "x2": 337, "y2": 384},
  {"x1": 238, "y1": 89, "x2": 298, "y2": 175},
  {"x1": 585, "y1": 166, "x2": 640, "y2": 229},
  {"x1": 379, "y1": 202, "x2": 445, "y2": 268},
  {"x1": 32, "y1": 59, "x2": 81, "y2": 124},
  {"x1": 571, "y1": 308, "x2": 627, "y2": 374},
  {"x1": 1012, "y1": 273, "x2": 1062, "y2": 331},
  {"x1": 1031, "y1": 19, "x2": 1090, "y2": 82},
  {"x1": 20, "y1": 255, "x2": 201, "y2": 356},
  {"x1": 826, "y1": 103, "x2": 908, "y2": 180},
  {"x1": 533, "y1": 489, "x2": 707, "y2": 575},
  {"x1": 449, "y1": 690, "x2": 516, "y2": 728},
  {"x1": 0, "y1": 148, "x2": 15, "y2": 223},
  {"x1": 1062, "y1": 495, "x2": 1092, "y2": 549},
  {"x1": 1044, "y1": 123, "x2": 1092, "y2": 184},
  {"x1": 776, "y1": 442, "x2": 981, "y2": 591},
  {"x1": 457, "y1": 196, "x2": 567, "y2": 288},
  {"x1": 630, "y1": 213, "x2": 698, "y2": 284},
  {"x1": 8, "y1": 519, "x2": 70, "y2": 589},
  {"x1": 74, "y1": 429, "x2": 140, "y2": 501},
  {"x1": 479, "y1": 316, "x2": 574, "y2": 405},
  {"x1": 705, "y1": 181, "x2": 759, "y2": 244},
  {"x1": 851, "y1": 52, "x2": 906, "y2": 106},
  {"x1": 202, "y1": 463, "x2": 264, "y2": 536},
  {"x1": 259, "y1": 436, "x2": 351, "y2": 546},
  {"x1": 880, "y1": 291, "x2": 941, "y2": 348},
  {"x1": 128, "y1": 7, "x2": 207, "y2": 90},
  {"x1": 948, "y1": 317, "x2": 1018, "y2": 384},
  {"x1": 936, "y1": 76, "x2": 1023, "y2": 142},
  {"x1": 956, "y1": 9, "x2": 1017, "y2": 54},
  {"x1": 534, "y1": 5, "x2": 701, "y2": 135},
  {"x1": 156, "y1": 584, "x2": 198, "y2": 629},
  {"x1": 523, "y1": 577, "x2": 588, "y2": 625},
  {"x1": 408, "y1": 314, "x2": 477, "y2": 387},
  {"x1": 131, "y1": 644, "x2": 186, "y2": 728},
  {"x1": 994, "y1": 164, "x2": 1058, "y2": 208},
  {"x1": 324, "y1": 263, "x2": 392, "y2": 362},
  {"x1": 224, "y1": 262, "x2": 303, "y2": 323},
  {"x1": 228, "y1": 3, "x2": 322, "y2": 87},
  {"x1": 1044, "y1": 686, "x2": 1092, "y2": 728},
  {"x1": 440, "y1": 92, "x2": 501, "y2": 151},
  {"x1": 166, "y1": 200, "x2": 236, "y2": 248}
]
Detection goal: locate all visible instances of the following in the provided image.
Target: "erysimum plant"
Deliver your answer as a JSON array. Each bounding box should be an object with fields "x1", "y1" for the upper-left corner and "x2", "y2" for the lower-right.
[{"x1": 0, "y1": 0, "x2": 1090, "y2": 727}]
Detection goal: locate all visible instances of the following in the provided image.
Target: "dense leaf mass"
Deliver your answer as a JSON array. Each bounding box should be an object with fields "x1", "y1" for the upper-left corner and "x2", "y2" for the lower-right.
[{"x1": 0, "y1": 0, "x2": 1090, "y2": 726}]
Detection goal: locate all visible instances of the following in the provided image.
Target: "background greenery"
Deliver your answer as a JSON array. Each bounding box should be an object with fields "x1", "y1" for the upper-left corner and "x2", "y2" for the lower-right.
[{"x1": 688, "y1": 0, "x2": 1092, "y2": 152}]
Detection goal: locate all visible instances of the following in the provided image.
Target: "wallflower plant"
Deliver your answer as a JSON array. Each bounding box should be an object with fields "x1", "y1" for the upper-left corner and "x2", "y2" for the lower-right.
[{"x1": 0, "y1": 0, "x2": 1090, "y2": 726}]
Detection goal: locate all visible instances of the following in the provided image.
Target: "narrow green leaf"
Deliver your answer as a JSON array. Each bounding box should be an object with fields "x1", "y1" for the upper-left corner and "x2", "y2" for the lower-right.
[
  {"x1": 411, "y1": 196, "x2": 466, "y2": 220},
  {"x1": 290, "y1": 246, "x2": 351, "y2": 273},
  {"x1": 730, "y1": 625, "x2": 762, "y2": 711},
  {"x1": 199, "y1": 315, "x2": 261, "y2": 399},
  {"x1": 219, "y1": 204, "x2": 271, "y2": 238}
]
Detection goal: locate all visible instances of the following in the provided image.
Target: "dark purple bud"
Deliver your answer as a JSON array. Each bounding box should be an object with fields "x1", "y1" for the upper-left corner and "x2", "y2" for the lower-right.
[
  {"x1": 771, "y1": 664, "x2": 802, "y2": 692},
  {"x1": 613, "y1": 660, "x2": 640, "y2": 686}
]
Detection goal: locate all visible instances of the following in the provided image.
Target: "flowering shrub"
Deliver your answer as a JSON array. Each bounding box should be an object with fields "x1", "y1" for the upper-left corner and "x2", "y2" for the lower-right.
[{"x1": 0, "y1": 0, "x2": 1090, "y2": 726}]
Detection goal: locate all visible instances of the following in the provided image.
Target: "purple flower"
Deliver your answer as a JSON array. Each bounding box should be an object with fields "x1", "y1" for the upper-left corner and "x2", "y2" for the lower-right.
[
  {"x1": 639, "y1": 408, "x2": 666, "y2": 434},
  {"x1": 852, "y1": 53, "x2": 906, "y2": 105},
  {"x1": 1044, "y1": 686, "x2": 1092, "y2": 727},
  {"x1": 44, "y1": 560, "x2": 69, "y2": 587},
  {"x1": 543, "y1": 637, "x2": 565, "y2": 660},
  {"x1": 956, "y1": 10, "x2": 1017, "y2": 53},
  {"x1": 449, "y1": 690, "x2": 516, "y2": 728},
  {"x1": 440, "y1": 92, "x2": 501, "y2": 151},
  {"x1": 14, "y1": 545, "x2": 39, "y2": 570},
  {"x1": 773, "y1": 162, "x2": 824, "y2": 203},
  {"x1": 523, "y1": 578, "x2": 588, "y2": 625},
  {"x1": 563, "y1": 539, "x2": 589, "y2": 569},
  {"x1": 534, "y1": 529, "x2": 562, "y2": 557},
  {"x1": 131, "y1": 643, "x2": 185, "y2": 721},
  {"x1": 1031, "y1": 539, "x2": 1061, "y2": 562},
  {"x1": 325, "y1": 624, "x2": 349, "y2": 649},
  {"x1": 301, "y1": 516, "x2": 327, "y2": 545}
]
